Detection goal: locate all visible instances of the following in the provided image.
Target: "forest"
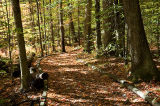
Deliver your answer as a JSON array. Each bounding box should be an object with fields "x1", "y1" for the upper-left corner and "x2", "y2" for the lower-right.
[{"x1": 0, "y1": 0, "x2": 160, "y2": 105}]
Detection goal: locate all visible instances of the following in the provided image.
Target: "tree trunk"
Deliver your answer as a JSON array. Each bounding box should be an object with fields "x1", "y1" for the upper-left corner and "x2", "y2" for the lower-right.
[
  {"x1": 157, "y1": 17, "x2": 160, "y2": 57},
  {"x1": 119, "y1": 0, "x2": 125, "y2": 57},
  {"x1": 77, "y1": 0, "x2": 81, "y2": 46},
  {"x1": 49, "y1": 0, "x2": 55, "y2": 52},
  {"x1": 114, "y1": 0, "x2": 125, "y2": 57},
  {"x1": 124, "y1": 23, "x2": 129, "y2": 65},
  {"x1": 57, "y1": 14, "x2": 60, "y2": 46},
  {"x1": 43, "y1": 0, "x2": 47, "y2": 55},
  {"x1": 36, "y1": 0, "x2": 43, "y2": 56},
  {"x1": 122, "y1": 0, "x2": 160, "y2": 81},
  {"x1": 28, "y1": 0, "x2": 37, "y2": 53},
  {"x1": 4, "y1": 0, "x2": 11, "y2": 62},
  {"x1": 11, "y1": 0, "x2": 31, "y2": 90},
  {"x1": 28, "y1": 0, "x2": 35, "y2": 27},
  {"x1": 95, "y1": 0, "x2": 102, "y2": 49},
  {"x1": 68, "y1": 0, "x2": 77, "y2": 44},
  {"x1": 84, "y1": 0, "x2": 92, "y2": 53},
  {"x1": 59, "y1": 0, "x2": 66, "y2": 52},
  {"x1": 5, "y1": 0, "x2": 13, "y2": 82},
  {"x1": 102, "y1": 0, "x2": 114, "y2": 48}
]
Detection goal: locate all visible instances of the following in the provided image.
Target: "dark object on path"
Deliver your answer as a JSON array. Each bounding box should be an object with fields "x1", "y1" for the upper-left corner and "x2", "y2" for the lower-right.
[
  {"x1": 37, "y1": 72, "x2": 48, "y2": 80},
  {"x1": 12, "y1": 70, "x2": 20, "y2": 78},
  {"x1": 31, "y1": 78, "x2": 44, "y2": 90},
  {"x1": 0, "y1": 60, "x2": 9, "y2": 73},
  {"x1": 0, "y1": 60, "x2": 6, "y2": 66},
  {"x1": 12, "y1": 64, "x2": 21, "y2": 78},
  {"x1": 1, "y1": 66, "x2": 9, "y2": 73},
  {"x1": 30, "y1": 67, "x2": 45, "y2": 90},
  {"x1": 30, "y1": 67, "x2": 48, "y2": 80}
]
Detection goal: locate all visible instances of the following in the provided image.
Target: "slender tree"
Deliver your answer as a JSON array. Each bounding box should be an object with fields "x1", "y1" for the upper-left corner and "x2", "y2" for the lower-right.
[
  {"x1": 49, "y1": 0, "x2": 55, "y2": 51},
  {"x1": 102, "y1": 0, "x2": 114, "y2": 48},
  {"x1": 43, "y1": 0, "x2": 47, "y2": 55},
  {"x1": 68, "y1": 0, "x2": 77, "y2": 44},
  {"x1": 95, "y1": 0, "x2": 102, "y2": 49},
  {"x1": 5, "y1": 0, "x2": 13, "y2": 82},
  {"x1": 36, "y1": 0, "x2": 43, "y2": 56},
  {"x1": 59, "y1": 0, "x2": 66, "y2": 52},
  {"x1": 28, "y1": 0, "x2": 35, "y2": 27},
  {"x1": 157, "y1": 17, "x2": 160, "y2": 57},
  {"x1": 123, "y1": 0, "x2": 160, "y2": 81},
  {"x1": 28, "y1": 0, "x2": 37, "y2": 53},
  {"x1": 84, "y1": 0, "x2": 92, "y2": 53},
  {"x1": 57, "y1": 13, "x2": 60, "y2": 46},
  {"x1": 77, "y1": 0, "x2": 81, "y2": 46},
  {"x1": 4, "y1": 0, "x2": 11, "y2": 61},
  {"x1": 114, "y1": 0, "x2": 125, "y2": 56},
  {"x1": 119, "y1": 0, "x2": 125, "y2": 57},
  {"x1": 11, "y1": 0, "x2": 31, "y2": 90}
]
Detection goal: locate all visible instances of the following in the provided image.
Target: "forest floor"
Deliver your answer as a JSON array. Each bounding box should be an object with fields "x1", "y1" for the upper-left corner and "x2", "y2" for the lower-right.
[
  {"x1": 0, "y1": 46, "x2": 160, "y2": 106},
  {"x1": 39, "y1": 47, "x2": 160, "y2": 106}
]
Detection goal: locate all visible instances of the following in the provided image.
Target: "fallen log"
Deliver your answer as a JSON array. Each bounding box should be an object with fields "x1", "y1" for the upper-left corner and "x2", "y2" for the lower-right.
[
  {"x1": 119, "y1": 80, "x2": 160, "y2": 106},
  {"x1": 77, "y1": 59, "x2": 160, "y2": 106}
]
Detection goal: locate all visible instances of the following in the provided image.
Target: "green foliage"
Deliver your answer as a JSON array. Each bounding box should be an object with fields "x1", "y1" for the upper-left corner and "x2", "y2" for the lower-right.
[
  {"x1": 140, "y1": 0, "x2": 160, "y2": 45},
  {"x1": 96, "y1": 42, "x2": 116, "y2": 58}
]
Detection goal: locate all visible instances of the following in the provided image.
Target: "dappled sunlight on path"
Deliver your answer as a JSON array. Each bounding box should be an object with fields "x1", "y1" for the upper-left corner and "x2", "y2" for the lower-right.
[{"x1": 40, "y1": 49, "x2": 149, "y2": 106}]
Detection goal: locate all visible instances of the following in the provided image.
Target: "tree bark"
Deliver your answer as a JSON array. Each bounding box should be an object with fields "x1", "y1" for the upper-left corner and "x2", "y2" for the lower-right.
[
  {"x1": 77, "y1": 0, "x2": 81, "y2": 46},
  {"x1": 95, "y1": 0, "x2": 102, "y2": 49},
  {"x1": 36, "y1": 0, "x2": 43, "y2": 56},
  {"x1": 68, "y1": 0, "x2": 77, "y2": 44},
  {"x1": 102, "y1": 0, "x2": 114, "y2": 48},
  {"x1": 28, "y1": 0, "x2": 35, "y2": 27},
  {"x1": 59, "y1": 0, "x2": 66, "y2": 52},
  {"x1": 11, "y1": 0, "x2": 31, "y2": 90},
  {"x1": 122, "y1": 0, "x2": 160, "y2": 81},
  {"x1": 157, "y1": 17, "x2": 160, "y2": 57},
  {"x1": 49, "y1": 0, "x2": 55, "y2": 52},
  {"x1": 4, "y1": 0, "x2": 13, "y2": 82},
  {"x1": 114, "y1": 0, "x2": 125, "y2": 56},
  {"x1": 43, "y1": 0, "x2": 47, "y2": 55},
  {"x1": 84, "y1": 0, "x2": 92, "y2": 53}
]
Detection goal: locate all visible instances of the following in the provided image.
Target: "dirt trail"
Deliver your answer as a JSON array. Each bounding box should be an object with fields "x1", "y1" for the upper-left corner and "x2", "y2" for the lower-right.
[{"x1": 40, "y1": 49, "x2": 148, "y2": 106}]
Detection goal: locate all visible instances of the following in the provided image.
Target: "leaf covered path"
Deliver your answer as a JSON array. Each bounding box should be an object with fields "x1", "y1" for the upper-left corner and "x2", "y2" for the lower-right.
[{"x1": 40, "y1": 48, "x2": 149, "y2": 106}]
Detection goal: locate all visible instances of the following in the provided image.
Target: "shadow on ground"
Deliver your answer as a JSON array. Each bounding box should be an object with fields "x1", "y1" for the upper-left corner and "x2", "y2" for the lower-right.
[{"x1": 40, "y1": 50, "x2": 149, "y2": 106}]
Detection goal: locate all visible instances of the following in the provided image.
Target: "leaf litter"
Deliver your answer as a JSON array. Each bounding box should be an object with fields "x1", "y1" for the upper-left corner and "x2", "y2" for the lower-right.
[
  {"x1": 40, "y1": 47, "x2": 153, "y2": 106},
  {"x1": 0, "y1": 46, "x2": 159, "y2": 105}
]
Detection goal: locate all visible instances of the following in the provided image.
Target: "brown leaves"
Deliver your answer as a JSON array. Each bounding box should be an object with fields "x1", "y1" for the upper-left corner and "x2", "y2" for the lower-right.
[
  {"x1": 39, "y1": 47, "x2": 150, "y2": 105},
  {"x1": 1, "y1": 47, "x2": 158, "y2": 105}
]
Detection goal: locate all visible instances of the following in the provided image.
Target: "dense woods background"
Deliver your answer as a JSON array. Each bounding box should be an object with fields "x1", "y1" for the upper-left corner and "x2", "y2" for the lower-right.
[
  {"x1": 0, "y1": 0, "x2": 160, "y2": 105},
  {"x1": 0, "y1": 0, "x2": 159, "y2": 55}
]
